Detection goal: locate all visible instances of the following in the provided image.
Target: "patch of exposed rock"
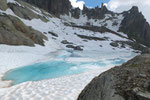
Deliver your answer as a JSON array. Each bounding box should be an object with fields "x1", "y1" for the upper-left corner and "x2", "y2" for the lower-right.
[
  {"x1": 78, "y1": 54, "x2": 150, "y2": 100},
  {"x1": 109, "y1": 41, "x2": 150, "y2": 53},
  {"x1": 66, "y1": 45, "x2": 83, "y2": 51},
  {"x1": 48, "y1": 31, "x2": 58, "y2": 37},
  {"x1": 0, "y1": 14, "x2": 47, "y2": 46},
  {"x1": 61, "y1": 40, "x2": 73, "y2": 44},
  {"x1": 73, "y1": 26, "x2": 127, "y2": 39},
  {"x1": 75, "y1": 33, "x2": 107, "y2": 41}
]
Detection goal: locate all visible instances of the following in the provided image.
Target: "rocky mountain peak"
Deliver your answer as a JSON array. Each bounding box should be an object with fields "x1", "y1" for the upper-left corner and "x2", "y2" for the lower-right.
[
  {"x1": 101, "y1": 3, "x2": 108, "y2": 12},
  {"x1": 130, "y1": 6, "x2": 139, "y2": 13},
  {"x1": 119, "y1": 6, "x2": 150, "y2": 47}
]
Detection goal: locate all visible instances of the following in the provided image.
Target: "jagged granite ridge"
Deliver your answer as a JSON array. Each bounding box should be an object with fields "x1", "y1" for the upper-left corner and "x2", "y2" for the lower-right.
[{"x1": 119, "y1": 6, "x2": 150, "y2": 47}]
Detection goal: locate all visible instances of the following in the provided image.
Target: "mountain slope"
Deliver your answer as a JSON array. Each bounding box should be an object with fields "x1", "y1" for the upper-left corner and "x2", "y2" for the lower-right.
[
  {"x1": 0, "y1": 0, "x2": 149, "y2": 53},
  {"x1": 23, "y1": 0, "x2": 150, "y2": 50}
]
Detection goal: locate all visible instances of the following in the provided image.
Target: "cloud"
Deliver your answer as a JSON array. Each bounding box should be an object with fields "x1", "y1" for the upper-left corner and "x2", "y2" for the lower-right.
[
  {"x1": 69, "y1": 0, "x2": 85, "y2": 10},
  {"x1": 103, "y1": 3, "x2": 108, "y2": 7},
  {"x1": 107, "y1": 0, "x2": 150, "y2": 24}
]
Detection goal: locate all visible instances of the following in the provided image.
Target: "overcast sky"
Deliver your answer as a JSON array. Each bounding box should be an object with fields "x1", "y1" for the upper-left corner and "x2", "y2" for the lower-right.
[{"x1": 69, "y1": 0, "x2": 150, "y2": 24}]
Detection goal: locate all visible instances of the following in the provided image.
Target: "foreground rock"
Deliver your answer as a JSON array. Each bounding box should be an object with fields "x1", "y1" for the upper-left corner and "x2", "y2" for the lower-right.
[{"x1": 78, "y1": 54, "x2": 150, "y2": 100}]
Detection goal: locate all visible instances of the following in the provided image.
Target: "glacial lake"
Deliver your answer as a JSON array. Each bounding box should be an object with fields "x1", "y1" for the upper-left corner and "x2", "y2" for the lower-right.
[{"x1": 3, "y1": 58, "x2": 125, "y2": 85}]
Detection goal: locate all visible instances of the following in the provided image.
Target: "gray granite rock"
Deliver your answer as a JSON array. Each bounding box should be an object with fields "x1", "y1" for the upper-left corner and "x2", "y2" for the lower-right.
[
  {"x1": 78, "y1": 54, "x2": 150, "y2": 100},
  {"x1": 0, "y1": 0, "x2": 8, "y2": 11},
  {"x1": 0, "y1": 14, "x2": 47, "y2": 46}
]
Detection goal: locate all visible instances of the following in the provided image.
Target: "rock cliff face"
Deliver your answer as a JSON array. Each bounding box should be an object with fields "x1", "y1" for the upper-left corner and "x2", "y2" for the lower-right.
[
  {"x1": 23, "y1": 0, "x2": 72, "y2": 17},
  {"x1": 23, "y1": 0, "x2": 113, "y2": 19},
  {"x1": 119, "y1": 6, "x2": 150, "y2": 47},
  {"x1": 78, "y1": 54, "x2": 150, "y2": 100}
]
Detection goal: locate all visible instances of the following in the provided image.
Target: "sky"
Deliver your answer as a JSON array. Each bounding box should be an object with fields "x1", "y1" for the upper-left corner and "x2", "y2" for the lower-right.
[
  {"x1": 69, "y1": 0, "x2": 150, "y2": 24},
  {"x1": 77, "y1": 0, "x2": 110, "y2": 8}
]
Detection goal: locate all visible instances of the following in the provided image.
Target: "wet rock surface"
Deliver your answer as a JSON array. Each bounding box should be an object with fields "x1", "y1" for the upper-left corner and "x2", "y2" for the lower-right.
[{"x1": 78, "y1": 54, "x2": 150, "y2": 100}]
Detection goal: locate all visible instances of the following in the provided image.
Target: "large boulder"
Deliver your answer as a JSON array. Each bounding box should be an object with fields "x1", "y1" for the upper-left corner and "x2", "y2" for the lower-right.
[
  {"x1": 119, "y1": 6, "x2": 150, "y2": 47},
  {"x1": 78, "y1": 54, "x2": 150, "y2": 100},
  {"x1": 0, "y1": 14, "x2": 47, "y2": 46}
]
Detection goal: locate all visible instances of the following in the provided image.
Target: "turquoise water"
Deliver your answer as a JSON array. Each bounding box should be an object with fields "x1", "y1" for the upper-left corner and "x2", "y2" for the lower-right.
[{"x1": 3, "y1": 58, "x2": 126, "y2": 85}]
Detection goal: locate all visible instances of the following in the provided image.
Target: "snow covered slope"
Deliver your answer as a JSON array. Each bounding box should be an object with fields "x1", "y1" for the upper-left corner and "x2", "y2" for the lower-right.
[{"x1": 0, "y1": 0, "x2": 143, "y2": 52}]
